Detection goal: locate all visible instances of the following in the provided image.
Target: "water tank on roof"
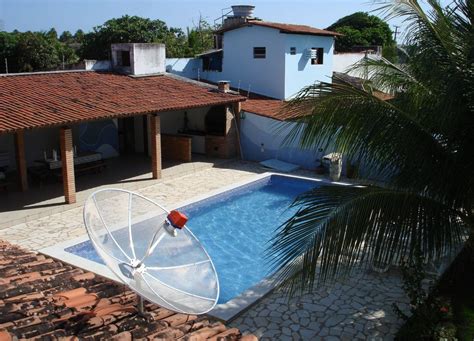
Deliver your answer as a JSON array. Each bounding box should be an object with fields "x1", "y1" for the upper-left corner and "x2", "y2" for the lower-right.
[{"x1": 231, "y1": 5, "x2": 255, "y2": 18}]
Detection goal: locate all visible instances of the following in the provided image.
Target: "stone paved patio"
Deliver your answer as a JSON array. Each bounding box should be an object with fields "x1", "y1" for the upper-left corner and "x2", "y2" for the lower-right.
[
  {"x1": 0, "y1": 154, "x2": 230, "y2": 229},
  {"x1": 0, "y1": 160, "x2": 411, "y2": 339},
  {"x1": 231, "y1": 270, "x2": 410, "y2": 340}
]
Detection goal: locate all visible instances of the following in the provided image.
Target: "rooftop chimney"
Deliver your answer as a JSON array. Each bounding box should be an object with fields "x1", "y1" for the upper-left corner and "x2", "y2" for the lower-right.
[
  {"x1": 111, "y1": 43, "x2": 165, "y2": 76},
  {"x1": 218, "y1": 81, "x2": 230, "y2": 93}
]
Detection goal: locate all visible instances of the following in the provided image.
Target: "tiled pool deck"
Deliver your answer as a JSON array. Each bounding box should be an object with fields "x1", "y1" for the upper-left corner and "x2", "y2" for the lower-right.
[{"x1": 1, "y1": 160, "x2": 411, "y2": 340}]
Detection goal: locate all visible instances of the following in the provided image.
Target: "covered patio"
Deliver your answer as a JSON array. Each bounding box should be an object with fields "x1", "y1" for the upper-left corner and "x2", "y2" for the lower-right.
[
  {"x1": 0, "y1": 71, "x2": 244, "y2": 227},
  {"x1": 0, "y1": 154, "x2": 233, "y2": 229}
]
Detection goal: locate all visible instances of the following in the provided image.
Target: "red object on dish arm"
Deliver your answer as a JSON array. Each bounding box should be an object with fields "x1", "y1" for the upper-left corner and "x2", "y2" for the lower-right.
[{"x1": 167, "y1": 210, "x2": 188, "y2": 229}]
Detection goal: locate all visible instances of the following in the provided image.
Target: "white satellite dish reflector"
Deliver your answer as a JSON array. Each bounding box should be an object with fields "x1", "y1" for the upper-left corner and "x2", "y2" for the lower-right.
[{"x1": 83, "y1": 188, "x2": 219, "y2": 315}]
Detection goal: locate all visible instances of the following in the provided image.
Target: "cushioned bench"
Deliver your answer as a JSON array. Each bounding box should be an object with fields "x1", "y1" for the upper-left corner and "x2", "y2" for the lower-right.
[{"x1": 53, "y1": 160, "x2": 107, "y2": 181}]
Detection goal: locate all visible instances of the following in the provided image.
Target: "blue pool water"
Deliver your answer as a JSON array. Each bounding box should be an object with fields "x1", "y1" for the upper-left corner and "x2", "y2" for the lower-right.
[{"x1": 66, "y1": 175, "x2": 321, "y2": 303}]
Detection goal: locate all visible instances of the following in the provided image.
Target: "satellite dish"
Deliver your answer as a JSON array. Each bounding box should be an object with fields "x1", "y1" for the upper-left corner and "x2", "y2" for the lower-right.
[{"x1": 83, "y1": 188, "x2": 219, "y2": 315}]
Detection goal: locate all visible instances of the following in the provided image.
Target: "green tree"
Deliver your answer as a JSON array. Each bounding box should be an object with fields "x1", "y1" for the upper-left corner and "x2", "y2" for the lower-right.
[
  {"x1": 0, "y1": 31, "x2": 18, "y2": 72},
  {"x1": 161, "y1": 27, "x2": 188, "y2": 58},
  {"x1": 1, "y1": 30, "x2": 78, "y2": 72},
  {"x1": 74, "y1": 29, "x2": 85, "y2": 43},
  {"x1": 327, "y1": 11, "x2": 396, "y2": 59},
  {"x1": 15, "y1": 32, "x2": 61, "y2": 71},
  {"x1": 80, "y1": 15, "x2": 188, "y2": 59},
  {"x1": 268, "y1": 0, "x2": 472, "y2": 293},
  {"x1": 46, "y1": 28, "x2": 58, "y2": 40},
  {"x1": 59, "y1": 30, "x2": 73, "y2": 43},
  {"x1": 187, "y1": 17, "x2": 215, "y2": 56}
]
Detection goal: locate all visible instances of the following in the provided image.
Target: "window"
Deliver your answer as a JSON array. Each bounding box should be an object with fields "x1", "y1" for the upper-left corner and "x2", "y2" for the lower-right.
[
  {"x1": 311, "y1": 48, "x2": 324, "y2": 65},
  {"x1": 290, "y1": 47, "x2": 296, "y2": 55},
  {"x1": 117, "y1": 50, "x2": 131, "y2": 67},
  {"x1": 202, "y1": 55, "x2": 222, "y2": 72},
  {"x1": 253, "y1": 47, "x2": 266, "y2": 59}
]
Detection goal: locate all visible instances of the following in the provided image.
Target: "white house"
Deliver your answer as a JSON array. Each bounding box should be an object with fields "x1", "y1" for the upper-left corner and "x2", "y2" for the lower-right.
[
  {"x1": 168, "y1": 5, "x2": 340, "y2": 100},
  {"x1": 166, "y1": 6, "x2": 382, "y2": 172}
]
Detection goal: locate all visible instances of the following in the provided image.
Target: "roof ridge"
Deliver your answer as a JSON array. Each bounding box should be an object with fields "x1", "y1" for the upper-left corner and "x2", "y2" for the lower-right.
[
  {"x1": 217, "y1": 20, "x2": 341, "y2": 37},
  {"x1": 252, "y1": 19, "x2": 318, "y2": 28},
  {"x1": 164, "y1": 73, "x2": 242, "y2": 96}
]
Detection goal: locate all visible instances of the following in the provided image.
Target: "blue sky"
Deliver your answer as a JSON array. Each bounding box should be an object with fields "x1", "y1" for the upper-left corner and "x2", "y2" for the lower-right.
[{"x1": 0, "y1": 0, "x2": 402, "y2": 36}]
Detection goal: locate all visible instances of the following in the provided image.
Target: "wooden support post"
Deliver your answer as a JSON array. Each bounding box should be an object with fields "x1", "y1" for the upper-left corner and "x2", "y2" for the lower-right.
[
  {"x1": 14, "y1": 130, "x2": 28, "y2": 191},
  {"x1": 60, "y1": 127, "x2": 76, "y2": 204},
  {"x1": 150, "y1": 114, "x2": 162, "y2": 179}
]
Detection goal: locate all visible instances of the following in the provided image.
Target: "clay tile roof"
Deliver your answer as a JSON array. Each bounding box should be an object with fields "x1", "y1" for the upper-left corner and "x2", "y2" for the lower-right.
[
  {"x1": 241, "y1": 93, "x2": 303, "y2": 121},
  {"x1": 0, "y1": 71, "x2": 246, "y2": 134},
  {"x1": 241, "y1": 95, "x2": 286, "y2": 120},
  {"x1": 241, "y1": 73, "x2": 394, "y2": 121},
  {"x1": 0, "y1": 240, "x2": 251, "y2": 340},
  {"x1": 218, "y1": 20, "x2": 342, "y2": 37}
]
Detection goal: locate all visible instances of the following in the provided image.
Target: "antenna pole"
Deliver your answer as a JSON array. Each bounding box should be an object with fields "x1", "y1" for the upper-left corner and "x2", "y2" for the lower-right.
[
  {"x1": 393, "y1": 25, "x2": 400, "y2": 42},
  {"x1": 138, "y1": 296, "x2": 145, "y2": 315},
  {"x1": 4, "y1": 58, "x2": 8, "y2": 74}
]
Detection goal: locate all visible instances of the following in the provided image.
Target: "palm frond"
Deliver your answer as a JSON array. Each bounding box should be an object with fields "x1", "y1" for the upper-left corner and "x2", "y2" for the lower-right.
[
  {"x1": 267, "y1": 184, "x2": 467, "y2": 295},
  {"x1": 269, "y1": 0, "x2": 473, "y2": 295},
  {"x1": 345, "y1": 55, "x2": 422, "y2": 94},
  {"x1": 281, "y1": 78, "x2": 469, "y2": 204}
]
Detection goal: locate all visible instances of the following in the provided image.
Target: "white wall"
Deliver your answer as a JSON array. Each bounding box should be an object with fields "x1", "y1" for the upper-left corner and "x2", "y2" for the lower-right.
[
  {"x1": 240, "y1": 112, "x2": 354, "y2": 174},
  {"x1": 159, "y1": 107, "x2": 208, "y2": 134},
  {"x1": 284, "y1": 34, "x2": 334, "y2": 98},
  {"x1": 112, "y1": 43, "x2": 165, "y2": 76},
  {"x1": 240, "y1": 112, "x2": 323, "y2": 169},
  {"x1": 84, "y1": 60, "x2": 112, "y2": 71},
  {"x1": 333, "y1": 53, "x2": 367, "y2": 75},
  {"x1": 165, "y1": 58, "x2": 226, "y2": 83},
  {"x1": 333, "y1": 53, "x2": 383, "y2": 79},
  {"x1": 166, "y1": 28, "x2": 336, "y2": 101},
  {"x1": 166, "y1": 58, "x2": 201, "y2": 79},
  {"x1": 132, "y1": 43, "x2": 166, "y2": 75},
  {"x1": 221, "y1": 26, "x2": 286, "y2": 99}
]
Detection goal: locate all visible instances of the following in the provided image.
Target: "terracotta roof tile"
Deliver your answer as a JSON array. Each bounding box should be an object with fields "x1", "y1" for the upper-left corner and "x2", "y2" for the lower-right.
[
  {"x1": 0, "y1": 240, "x2": 252, "y2": 340},
  {"x1": 241, "y1": 73, "x2": 394, "y2": 121},
  {"x1": 0, "y1": 72, "x2": 246, "y2": 134},
  {"x1": 241, "y1": 93, "x2": 302, "y2": 121},
  {"x1": 208, "y1": 327, "x2": 242, "y2": 341},
  {"x1": 0, "y1": 330, "x2": 12, "y2": 341},
  {"x1": 218, "y1": 20, "x2": 341, "y2": 37}
]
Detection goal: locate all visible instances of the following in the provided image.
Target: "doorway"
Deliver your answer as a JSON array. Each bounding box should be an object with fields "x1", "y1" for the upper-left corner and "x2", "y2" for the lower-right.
[{"x1": 118, "y1": 117, "x2": 135, "y2": 154}]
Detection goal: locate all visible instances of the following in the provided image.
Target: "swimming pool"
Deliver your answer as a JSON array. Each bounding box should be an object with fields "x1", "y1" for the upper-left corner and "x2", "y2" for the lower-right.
[
  {"x1": 54, "y1": 173, "x2": 337, "y2": 319},
  {"x1": 40, "y1": 173, "x2": 344, "y2": 321}
]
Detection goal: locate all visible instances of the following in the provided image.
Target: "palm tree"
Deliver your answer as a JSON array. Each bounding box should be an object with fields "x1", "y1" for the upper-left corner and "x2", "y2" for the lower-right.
[{"x1": 267, "y1": 0, "x2": 473, "y2": 294}]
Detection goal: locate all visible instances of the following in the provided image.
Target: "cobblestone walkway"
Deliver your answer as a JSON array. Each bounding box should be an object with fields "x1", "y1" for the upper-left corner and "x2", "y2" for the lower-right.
[
  {"x1": 1, "y1": 161, "x2": 410, "y2": 339},
  {"x1": 230, "y1": 269, "x2": 410, "y2": 340}
]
